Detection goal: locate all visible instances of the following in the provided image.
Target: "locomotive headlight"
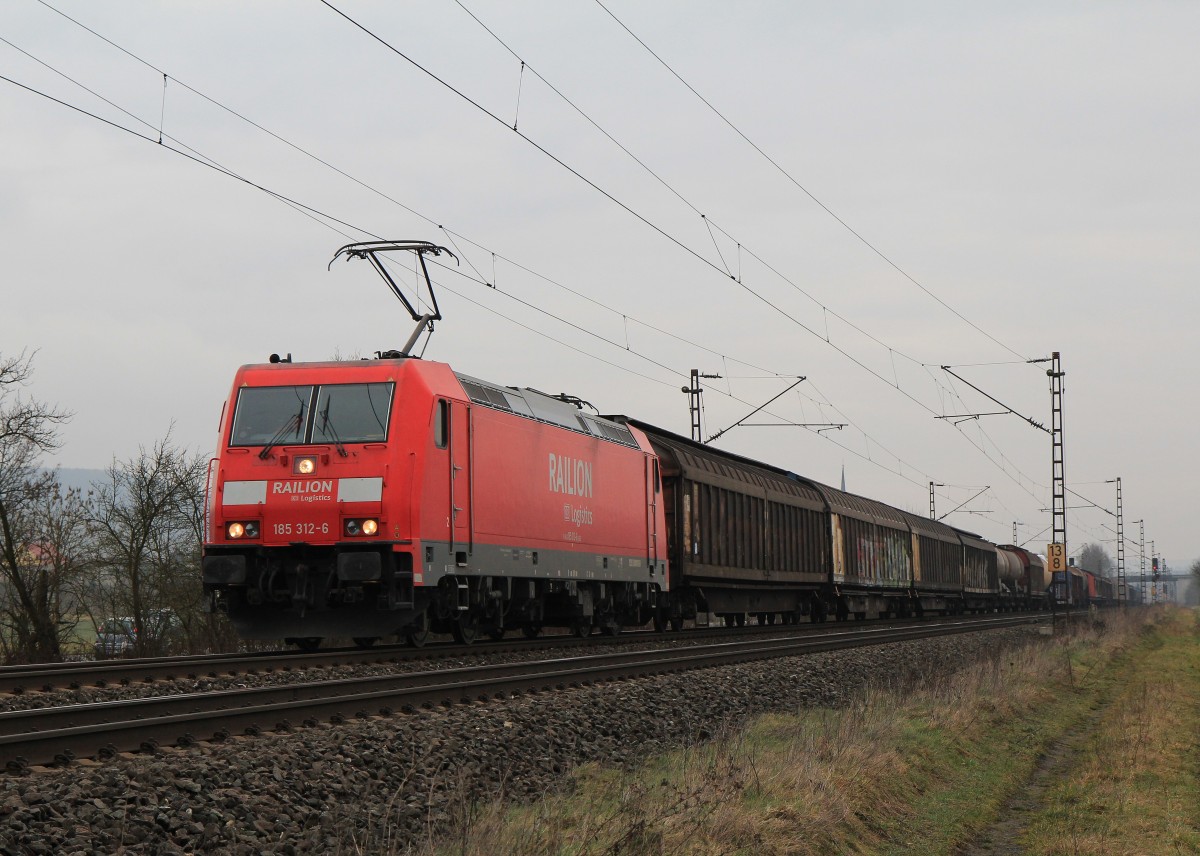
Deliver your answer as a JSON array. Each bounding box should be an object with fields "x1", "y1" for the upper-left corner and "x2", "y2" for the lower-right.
[
  {"x1": 244, "y1": 521, "x2": 260, "y2": 539},
  {"x1": 227, "y1": 522, "x2": 246, "y2": 539},
  {"x1": 345, "y1": 519, "x2": 361, "y2": 536},
  {"x1": 362, "y1": 519, "x2": 378, "y2": 536},
  {"x1": 294, "y1": 456, "x2": 317, "y2": 475}
]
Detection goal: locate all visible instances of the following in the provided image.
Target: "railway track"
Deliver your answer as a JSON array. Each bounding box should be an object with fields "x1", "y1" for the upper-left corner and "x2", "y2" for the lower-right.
[
  {"x1": 0, "y1": 614, "x2": 1046, "y2": 771},
  {"x1": 0, "y1": 610, "x2": 1057, "y2": 696}
]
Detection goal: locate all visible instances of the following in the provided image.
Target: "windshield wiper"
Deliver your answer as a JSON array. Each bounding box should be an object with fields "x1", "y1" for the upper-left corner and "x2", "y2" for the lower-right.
[
  {"x1": 320, "y1": 399, "x2": 349, "y2": 458},
  {"x1": 258, "y1": 408, "x2": 305, "y2": 460}
]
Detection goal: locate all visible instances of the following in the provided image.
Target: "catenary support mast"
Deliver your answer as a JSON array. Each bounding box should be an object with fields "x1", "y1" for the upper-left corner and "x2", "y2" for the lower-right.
[{"x1": 1115, "y1": 477, "x2": 1125, "y2": 604}]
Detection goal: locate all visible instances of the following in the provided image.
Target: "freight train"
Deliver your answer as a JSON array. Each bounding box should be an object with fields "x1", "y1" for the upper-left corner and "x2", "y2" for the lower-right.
[{"x1": 200, "y1": 242, "x2": 1106, "y2": 648}]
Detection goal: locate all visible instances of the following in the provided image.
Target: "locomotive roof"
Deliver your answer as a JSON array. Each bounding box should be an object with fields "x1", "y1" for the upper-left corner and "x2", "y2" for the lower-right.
[
  {"x1": 455, "y1": 372, "x2": 641, "y2": 449},
  {"x1": 231, "y1": 357, "x2": 643, "y2": 450}
]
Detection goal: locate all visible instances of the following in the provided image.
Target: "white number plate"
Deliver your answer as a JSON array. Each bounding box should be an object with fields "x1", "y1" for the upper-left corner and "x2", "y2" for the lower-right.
[{"x1": 272, "y1": 522, "x2": 330, "y2": 536}]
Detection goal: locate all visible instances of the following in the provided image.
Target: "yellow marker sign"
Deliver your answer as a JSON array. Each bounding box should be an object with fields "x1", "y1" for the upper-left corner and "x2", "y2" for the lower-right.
[{"x1": 1047, "y1": 542, "x2": 1066, "y2": 572}]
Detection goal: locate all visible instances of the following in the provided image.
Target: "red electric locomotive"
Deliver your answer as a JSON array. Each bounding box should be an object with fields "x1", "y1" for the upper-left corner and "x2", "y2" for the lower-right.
[{"x1": 202, "y1": 243, "x2": 667, "y2": 648}]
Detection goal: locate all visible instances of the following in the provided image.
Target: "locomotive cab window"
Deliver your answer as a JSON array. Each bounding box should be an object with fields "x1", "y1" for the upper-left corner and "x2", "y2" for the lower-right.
[
  {"x1": 312, "y1": 383, "x2": 394, "y2": 444},
  {"x1": 230, "y1": 382, "x2": 394, "y2": 447},
  {"x1": 230, "y1": 385, "x2": 313, "y2": 447}
]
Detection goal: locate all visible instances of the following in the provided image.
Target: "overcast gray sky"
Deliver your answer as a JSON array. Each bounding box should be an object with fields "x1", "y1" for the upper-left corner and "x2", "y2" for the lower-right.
[{"x1": 3, "y1": 1, "x2": 1196, "y2": 577}]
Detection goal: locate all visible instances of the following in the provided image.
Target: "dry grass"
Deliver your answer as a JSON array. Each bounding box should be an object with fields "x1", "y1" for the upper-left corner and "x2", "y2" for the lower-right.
[
  {"x1": 381, "y1": 609, "x2": 1187, "y2": 856},
  {"x1": 1020, "y1": 608, "x2": 1200, "y2": 855}
]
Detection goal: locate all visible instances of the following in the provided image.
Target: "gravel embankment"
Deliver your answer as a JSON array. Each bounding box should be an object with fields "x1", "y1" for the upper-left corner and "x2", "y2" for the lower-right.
[{"x1": 0, "y1": 627, "x2": 1040, "y2": 855}]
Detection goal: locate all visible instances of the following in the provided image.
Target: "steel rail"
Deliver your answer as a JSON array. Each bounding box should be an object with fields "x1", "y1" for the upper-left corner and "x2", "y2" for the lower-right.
[
  {"x1": 0, "y1": 613, "x2": 955, "y2": 695},
  {"x1": 0, "y1": 615, "x2": 1045, "y2": 770}
]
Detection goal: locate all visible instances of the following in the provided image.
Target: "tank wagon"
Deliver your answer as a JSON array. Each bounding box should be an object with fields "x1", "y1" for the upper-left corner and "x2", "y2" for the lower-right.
[{"x1": 996, "y1": 545, "x2": 1052, "y2": 608}]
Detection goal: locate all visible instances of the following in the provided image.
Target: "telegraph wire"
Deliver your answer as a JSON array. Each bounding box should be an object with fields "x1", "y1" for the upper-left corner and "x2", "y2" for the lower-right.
[{"x1": 592, "y1": 0, "x2": 1029, "y2": 363}]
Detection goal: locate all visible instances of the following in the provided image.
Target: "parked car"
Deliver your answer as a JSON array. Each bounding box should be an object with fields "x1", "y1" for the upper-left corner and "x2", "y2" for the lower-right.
[{"x1": 93, "y1": 617, "x2": 137, "y2": 657}]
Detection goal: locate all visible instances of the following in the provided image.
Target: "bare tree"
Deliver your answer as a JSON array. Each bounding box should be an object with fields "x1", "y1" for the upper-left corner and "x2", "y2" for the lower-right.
[
  {"x1": 1075, "y1": 542, "x2": 1113, "y2": 577},
  {"x1": 85, "y1": 430, "x2": 207, "y2": 656},
  {"x1": 0, "y1": 351, "x2": 74, "y2": 663}
]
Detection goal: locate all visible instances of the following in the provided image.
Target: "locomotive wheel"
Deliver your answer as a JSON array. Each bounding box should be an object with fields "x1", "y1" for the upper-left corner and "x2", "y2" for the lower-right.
[
  {"x1": 352, "y1": 637, "x2": 378, "y2": 649},
  {"x1": 453, "y1": 615, "x2": 479, "y2": 645},
  {"x1": 521, "y1": 624, "x2": 542, "y2": 639},
  {"x1": 406, "y1": 611, "x2": 431, "y2": 648}
]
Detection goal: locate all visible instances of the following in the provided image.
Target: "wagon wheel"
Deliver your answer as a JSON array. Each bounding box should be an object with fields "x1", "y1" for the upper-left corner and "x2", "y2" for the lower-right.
[
  {"x1": 571, "y1": 618, "x2": 592, "y2": 638},
  {"x1": 521, "y1": 624, "x2": 542, "y2": 639},
  {"x1": 653, "y1": 612, "x2": 667, "y2": 633},
  {"x1": 734, "y1": 613, "x2": 746, "y2": 628},
  {"x1": 352, "y1": 637, "x2": 378, "y2": 649},
  {"x1": 452, "y1": 613, "x2": 479, "y2": 645},
  {"x1": 406, "y1": 609, "x2": 431, "y2": 648},
  {"x1": 291, "y1": 637, "x2": 322, "y2": 652},
  {"x1": 486, "y1": 626, "x2": 506, "y2": 642},
  {"x1": 670, "y1": 616, "x2": 684, "y2": 632}
]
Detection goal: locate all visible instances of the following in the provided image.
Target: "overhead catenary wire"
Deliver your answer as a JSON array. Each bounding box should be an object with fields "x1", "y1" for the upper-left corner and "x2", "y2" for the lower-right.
[
  {"x1": 591, "y1": 0, "x2": 1029, "y2": 363},
  {"x1": 314, "y1": 0, "x2": 970, "y2": 425},
  {"x1": 450, "y1": 0, "x2": 936, "y2": 371},
  {"x1": 0, "y1": 50, "x2": 940, "y2": 499},
  {"x1": 30, "y1": 0, "x2": 1046, "y2": 506},
  {"x1": 7, "y1": 7, "x2": 1066, "y2": 543},
  {"x1": 315, "y1": 1, "x2": 1065, "y2": 514},
  {"x1": 0, "y1": 70, "x2": 369, "y2": 243}
]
